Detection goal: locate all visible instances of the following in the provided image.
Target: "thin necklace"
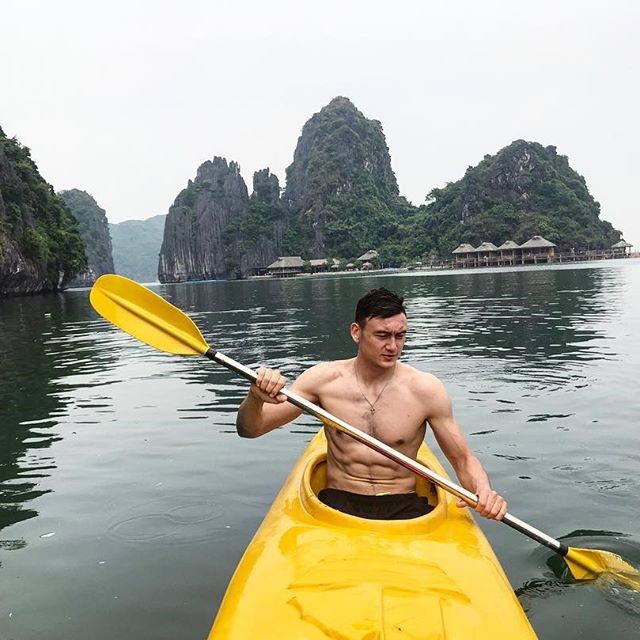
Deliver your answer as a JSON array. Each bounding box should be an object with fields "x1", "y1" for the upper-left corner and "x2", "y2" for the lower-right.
[{"x1": 354, "y1": 363, "x2": 396, "y2": 414}]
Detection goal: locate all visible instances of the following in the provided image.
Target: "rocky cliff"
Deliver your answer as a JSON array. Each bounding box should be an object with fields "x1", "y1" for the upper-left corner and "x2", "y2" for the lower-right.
[
  {"x1": 58, "y1": 189, "x2": 114, "y2": 287},
  {"x1": 0, "y1": 128, "x2": 86, "y2": 295},
  {"x1": 414, "y1": 140, "x2": 620, "y2": 254},
  {"x1": 158, "y1": 159, "x2": 291, "y2": 281},
  {"x1": 110, "y1": 214, "x2": 166, "y2": 282},
  {"x1": 158, "y1": 158, "x2": 251, "y2": 282},
  {"x1": 284, "y1": 96, "x2": 403, "y2": 258},
  {"x1": 224, "y1": 168, "x2": 289, "y2": 275},
  {"x1": 147, "y1": 103, "x2": 625, "y2": 277}
]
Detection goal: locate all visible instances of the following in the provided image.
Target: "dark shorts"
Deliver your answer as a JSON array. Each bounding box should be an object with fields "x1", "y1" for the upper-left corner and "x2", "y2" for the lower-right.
[{"x1": 318, "y1": 488, "x2": 434, "y2": 520}]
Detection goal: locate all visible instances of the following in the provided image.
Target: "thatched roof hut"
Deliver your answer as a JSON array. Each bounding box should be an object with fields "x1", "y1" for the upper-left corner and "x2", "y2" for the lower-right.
[
  {"x1": 519, "y1": 235, "x2": 556, "y2": 249},
  {"x1": 357, "y1": 249, "x2": 378, "y2": 262},
  {"x1": 452, "y1": 243, "x2": 476, "y2": 254},
  {"x1": 267, "y1": 256, "x2": 305, "y2": 269},
  {"x1": 474, "y1": 242, "x2": 499, "y2": 252},
  {"x1": 497, "y1": 240, "x2": 520, "y2": 250}
]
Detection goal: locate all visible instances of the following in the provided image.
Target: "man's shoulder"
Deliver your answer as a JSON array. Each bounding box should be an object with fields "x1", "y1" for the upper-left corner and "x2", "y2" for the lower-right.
[
  {"x1": 398, "y1": 362, "x2": 446, "y2": 394},
  {"x1": 298, "y1": 359, "x2": 353, "y2": 385}
]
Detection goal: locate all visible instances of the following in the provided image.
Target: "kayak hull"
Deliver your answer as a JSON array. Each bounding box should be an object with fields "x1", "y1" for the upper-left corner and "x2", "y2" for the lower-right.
[{"x1": 208, "y1": 431, "x2": 537, "y2": 639}]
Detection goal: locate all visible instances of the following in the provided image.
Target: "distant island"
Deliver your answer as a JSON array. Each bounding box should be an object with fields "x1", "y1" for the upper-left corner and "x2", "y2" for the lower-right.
[
  {"x1": 0, "y1": 127, "x2": 86, "y2": 294},
  {"x1": 0, "y1": 97, "x2": 625, "y2": 294},
  {"x1": 58, "y1": 189, "x2": 114, "y2": 287},
  {"x1": 158, "y1": 97, "x2": 622, "y2": 282},
  {"x1": 110, "y1": 214, "x2": 165, "y2": 282}
]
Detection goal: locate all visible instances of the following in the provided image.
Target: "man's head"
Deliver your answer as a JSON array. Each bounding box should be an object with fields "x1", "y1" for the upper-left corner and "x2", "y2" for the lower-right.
[
  {"x1": 354, "y1": 288, "x2": 406, "y2": 328},
  {"x1": 351, "y1": 289, "x2": 407, "y2": 368}
]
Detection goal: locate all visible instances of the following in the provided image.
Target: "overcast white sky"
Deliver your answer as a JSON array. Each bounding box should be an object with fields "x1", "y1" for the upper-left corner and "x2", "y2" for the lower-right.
[{"x1": 2, "y1": 0, "x2": 639, "y2": 243}]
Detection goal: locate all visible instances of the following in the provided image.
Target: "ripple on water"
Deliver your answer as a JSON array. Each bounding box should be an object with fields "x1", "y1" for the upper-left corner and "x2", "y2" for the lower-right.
[
  {"x1": 108, "y1": 497, "x2": 226, "y2": 545},
  {"x1": 518, "y1": 531, "x2": 640, "y2": 623}
]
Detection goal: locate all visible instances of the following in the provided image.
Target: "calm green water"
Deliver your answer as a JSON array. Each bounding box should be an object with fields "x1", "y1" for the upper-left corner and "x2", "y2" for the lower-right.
[{"x1": 1, "y1": 261, "x2": 639, "y2": 639}]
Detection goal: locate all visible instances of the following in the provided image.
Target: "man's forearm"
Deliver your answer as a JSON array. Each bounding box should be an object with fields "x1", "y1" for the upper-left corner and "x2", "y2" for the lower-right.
[
  {"x1": 451, "y1": 453, "x2": 491, "y2": 494},
  {"x1": 236, "y1": 392, "x2": 266, "y2": 438}
]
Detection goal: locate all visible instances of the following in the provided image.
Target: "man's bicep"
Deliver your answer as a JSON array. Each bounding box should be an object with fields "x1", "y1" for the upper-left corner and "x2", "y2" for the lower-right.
[{"x1": 426, "y1": 383, "x2": 473, "y2": 463}]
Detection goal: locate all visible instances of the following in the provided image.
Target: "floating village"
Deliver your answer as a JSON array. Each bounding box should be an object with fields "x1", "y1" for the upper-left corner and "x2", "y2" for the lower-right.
[{"x1": 254, "y1": 236, "x2": 635, "y2": 278}]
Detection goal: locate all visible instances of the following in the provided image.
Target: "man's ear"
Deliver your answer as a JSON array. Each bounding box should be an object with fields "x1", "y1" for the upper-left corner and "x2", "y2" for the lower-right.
[{"x1": 350, "y1": 322, "x2": 361, "y2": 344}]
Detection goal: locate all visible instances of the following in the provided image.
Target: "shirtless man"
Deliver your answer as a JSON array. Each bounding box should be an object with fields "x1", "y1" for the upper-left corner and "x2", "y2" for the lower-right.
[{"x1": 236, "y1": 288, "x2": 507, "y2": 521}]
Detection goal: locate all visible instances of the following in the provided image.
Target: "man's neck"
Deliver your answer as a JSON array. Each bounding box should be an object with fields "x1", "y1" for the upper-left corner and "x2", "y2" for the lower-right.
[{"x1": 353, "y1": 355, "x2": 396, "y2": 385}]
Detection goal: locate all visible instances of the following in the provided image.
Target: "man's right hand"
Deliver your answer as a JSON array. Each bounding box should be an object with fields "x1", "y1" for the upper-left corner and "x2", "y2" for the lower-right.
[{"x1": 250, "y1": 367, "x2": 287, "y2": 404}]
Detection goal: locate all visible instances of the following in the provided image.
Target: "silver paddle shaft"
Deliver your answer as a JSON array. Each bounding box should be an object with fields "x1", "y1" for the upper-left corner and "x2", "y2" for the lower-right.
[{"x1": 210, "y1": 349, "x2": 567, "y2": 555}]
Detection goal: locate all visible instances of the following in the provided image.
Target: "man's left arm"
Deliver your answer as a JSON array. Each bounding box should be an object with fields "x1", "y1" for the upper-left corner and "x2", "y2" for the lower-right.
[{"x1": 424, "y1": 376, "x2": 508, "y2": 520}]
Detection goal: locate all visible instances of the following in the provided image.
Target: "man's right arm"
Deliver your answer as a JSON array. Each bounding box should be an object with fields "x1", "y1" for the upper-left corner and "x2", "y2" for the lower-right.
[{"x1": 235, "y1": 366, "x2": 320, "y2": 438}]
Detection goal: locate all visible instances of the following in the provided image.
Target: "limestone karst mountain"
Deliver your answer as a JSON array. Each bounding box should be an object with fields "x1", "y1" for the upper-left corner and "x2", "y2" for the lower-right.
[
  {"x1": 0, "y1": 127, "x2": 86, "y2": 295},
  {"x1": 58, "y1": 189, "x2": 114, "y2": 287},
  {"x1": 411, "y1": 140, "x2": 621, "y2": 256},
  {"x1": 158, "y1": 158, "x2": 251, "y2": 282},
  {"x1": 284, "y1": 96, "x2": 407, "y2": 259},
  {"x1": 109, "y1": 214, "x2": 165, "y2": 282}
]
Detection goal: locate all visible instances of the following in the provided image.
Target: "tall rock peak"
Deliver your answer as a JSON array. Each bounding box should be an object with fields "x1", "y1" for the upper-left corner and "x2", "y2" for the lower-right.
[
  {"x1": 284, "y1": 97, "x2": 399, "y2": 257},
  {"x1": 0, "y1": 129, "x2": 86, "y2": 294},
  {"x1": 252, "y1": 168, "x2": 280, "y2": 205},
  {"x1": 158, "y1": 157, "x2": 250, "y2": 282},
  {"x1": 195, "y1": 157, "x2": 242, "y2": 183},
  {"x1": 58, "y1": 189, "x2": 114, "y2": 287}
]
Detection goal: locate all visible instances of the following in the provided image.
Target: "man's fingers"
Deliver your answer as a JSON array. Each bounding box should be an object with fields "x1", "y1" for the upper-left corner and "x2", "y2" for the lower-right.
[
  {"x1": 252, "y1": 368, "x2": 286, "y2": 403},
  {"x1": 495, "y1": 500, "x2": 508, "y2": 521},
  {"x1": 266, "y1": 372, "x2": 286, "y2": 397},
  {"x1": 475, "y1": 489, "x2": 507, "y2": 520}
]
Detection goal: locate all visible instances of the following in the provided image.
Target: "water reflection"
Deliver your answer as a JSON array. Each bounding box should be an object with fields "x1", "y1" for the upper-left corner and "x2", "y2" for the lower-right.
[
  {"x1": 0, "y1": 263, "x2": 638, "y2": 640},
  {"x1": 152, "y1": 267, "x2": 630, "y2": 429},
  {"x1": 403, "y1": 266, "x2": 624, "y2": 390},
  {"x1": 0, "y1": 266, "x2": 629, "y2": 537},
  {"x1": 0, "y1": 292, "x2": 116, "y2": 536}
]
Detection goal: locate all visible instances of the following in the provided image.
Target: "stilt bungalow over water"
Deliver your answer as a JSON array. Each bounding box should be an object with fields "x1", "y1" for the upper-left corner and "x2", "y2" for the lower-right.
[
  {"x1": 611, "y1": 240, "x2": 633, "y2": 256},
  {"x1": 453, "y1": 236, "x2": 556, "y2": 267},
  {"x1": 256, "y1": 237, "x2": 634, "y2": 278},
  {"x1": 265, "y1": 256, "x2": 305, "y2": 277},
  {"x1": 451, "y1": 236, "x2": 634, "y2": 268},
  {"x1": 308, "y1": 258, "x2": 339, "y2": 273}
]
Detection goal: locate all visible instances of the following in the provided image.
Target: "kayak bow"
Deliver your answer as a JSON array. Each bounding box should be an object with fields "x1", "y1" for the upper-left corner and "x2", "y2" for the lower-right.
[{"x1": 208, "y1": 431, "x2": 537, "y2": 639}]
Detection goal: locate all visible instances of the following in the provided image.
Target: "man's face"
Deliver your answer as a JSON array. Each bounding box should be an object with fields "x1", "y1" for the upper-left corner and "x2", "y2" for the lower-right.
[{"x1": 351, "y1": 313, "x2": 407, "y2": 368}]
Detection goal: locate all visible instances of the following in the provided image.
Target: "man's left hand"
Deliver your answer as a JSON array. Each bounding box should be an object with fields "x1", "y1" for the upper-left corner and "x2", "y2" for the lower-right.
[{"x1": 457, "y1": 486, "x2": 507, "y2": 520}]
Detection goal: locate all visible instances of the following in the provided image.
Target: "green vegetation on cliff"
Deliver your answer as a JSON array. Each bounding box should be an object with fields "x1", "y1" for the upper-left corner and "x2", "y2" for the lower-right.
[
  {"x1": 0, "y1": 127, "x2": 86, "y2": 294},
  {"x1": 284, "y1": 97, "x2": 409, "y2": 260},
  {"x1": 140, "y1": 100, "x2": 627, "y2": 280},
  {"x1": 411, "y1": 140, "x2": 620, "y2": 256},
  {"x1": 227, "y1": 169, "x2": 287, "y2": 248},
  {"x1": 58, "y1": 189, "x2": 114, "y2": 286}
]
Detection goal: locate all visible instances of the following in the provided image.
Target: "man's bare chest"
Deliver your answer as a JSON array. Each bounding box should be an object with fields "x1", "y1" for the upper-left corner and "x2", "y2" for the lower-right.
[{"x1": 318, "y1": 385, "x2": 427, "y2": 447}]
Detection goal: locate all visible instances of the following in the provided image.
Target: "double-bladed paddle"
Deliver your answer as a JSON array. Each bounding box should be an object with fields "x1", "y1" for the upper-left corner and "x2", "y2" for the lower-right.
[{"x1": 90, "y1": 274, "x2": 639, "y2": 589}]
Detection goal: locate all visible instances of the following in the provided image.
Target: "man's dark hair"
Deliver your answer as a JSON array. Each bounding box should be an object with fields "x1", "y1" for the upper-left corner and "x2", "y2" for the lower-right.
[{"x1": 354, "y1": 288, "x2": 406, "y2": 327}]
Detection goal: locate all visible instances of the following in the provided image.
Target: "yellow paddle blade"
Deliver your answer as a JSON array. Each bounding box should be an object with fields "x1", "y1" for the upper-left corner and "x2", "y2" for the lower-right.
[
  {"x1": 565, "y1": 546, "x2": 640, "y2": 589},
  {"x1": 90, "y1": 274, "x2": 209, "y2": 356}
]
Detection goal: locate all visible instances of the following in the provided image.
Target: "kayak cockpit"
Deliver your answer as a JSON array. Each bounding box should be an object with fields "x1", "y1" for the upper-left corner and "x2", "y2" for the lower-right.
[
  {"x1": 298, "y1": 438, "x2": 450, "y2": 534},
  {"x1": 208, "y1": 432, "x2": 538, "y2": 639}
]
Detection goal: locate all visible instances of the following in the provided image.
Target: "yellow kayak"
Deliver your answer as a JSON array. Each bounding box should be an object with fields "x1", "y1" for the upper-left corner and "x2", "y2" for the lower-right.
[{"x1": 208, "y1": 431, "x2": 537, "y2": 639}]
